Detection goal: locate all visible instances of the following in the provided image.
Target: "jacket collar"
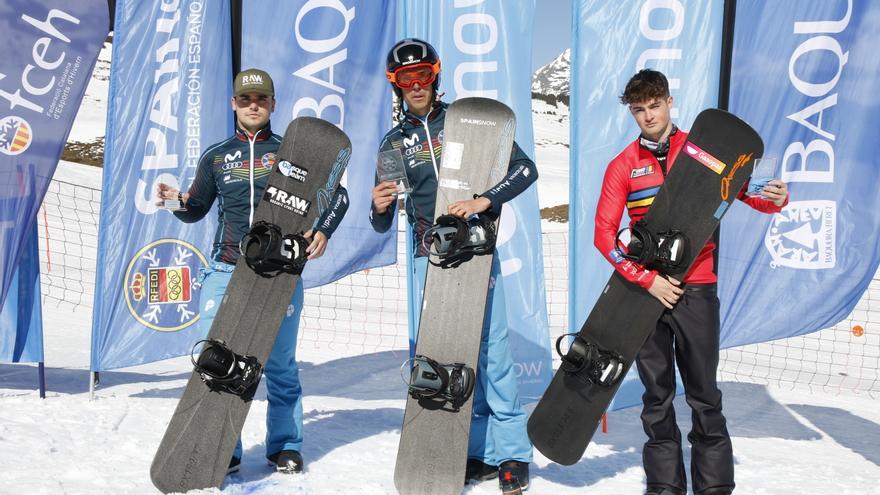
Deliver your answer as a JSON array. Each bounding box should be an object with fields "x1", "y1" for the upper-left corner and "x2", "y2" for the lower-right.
[
  {"x1": 401, "y1": 101, "x2": 447, "y2": 131},
  {"x1": 639, "y1": 124, "x2": 680, "y2": 155},
  {"x1": 235, "y1": 121, "x2": 273, "y2": 142}
]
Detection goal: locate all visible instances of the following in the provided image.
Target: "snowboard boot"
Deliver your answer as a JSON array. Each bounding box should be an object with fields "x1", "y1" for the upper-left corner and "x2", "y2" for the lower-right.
[
  {"x1": 267, "y1": 450, "x2": 304, "y2": 474},
  {"x1": 698, "y1": 487, "x2": 734, "y2": 495},
  {"x1": 498, "y1": 460, "x2": 529, "y2": 493},
  {"x1": 227, "y1": 456, "x2": 241, "y2": 475},
  {"x1": 465, "y1": 458, "x2": 498, "y2": 484},
  {"x1": 645, "y1": 484, "x2": 686, "y2": 495}
]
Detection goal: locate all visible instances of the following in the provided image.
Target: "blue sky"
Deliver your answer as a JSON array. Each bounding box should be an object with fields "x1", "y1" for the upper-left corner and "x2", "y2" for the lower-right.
[{"x1": 532, "y1": 0, "x2": 572, "y2": 71}]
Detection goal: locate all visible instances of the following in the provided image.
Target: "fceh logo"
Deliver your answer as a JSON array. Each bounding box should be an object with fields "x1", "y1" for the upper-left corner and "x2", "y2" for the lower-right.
[
  {"x1": 0, "y1": 8, "x2": 83, "y2": 150},
  {"x1": 0, "y1": 116, "x2": 32, "y2": 156},
  {"x1": 765, "y1": 200, "x2": 836, "y2": 270}
]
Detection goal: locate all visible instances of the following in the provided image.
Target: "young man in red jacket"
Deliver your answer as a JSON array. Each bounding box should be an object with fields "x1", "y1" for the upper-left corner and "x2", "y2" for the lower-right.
[{"x1": 594, "y1": 69, "x2": 789, "y2": 495}]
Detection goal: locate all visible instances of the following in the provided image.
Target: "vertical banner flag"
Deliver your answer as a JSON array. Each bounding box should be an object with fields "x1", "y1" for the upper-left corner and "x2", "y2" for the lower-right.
[
  {"x1": 242, "y1": 0, "x2": 398, "y2": 288},
  {"x1": 0, "y1": 0, "x2": 107, "y2": 309},
  {"x1": 570, "y1": 0, "x2": 723, "y2": 409},
  {"x1": 720, "y1": 0, "x2": 880, "y2": 347},
  {"x1": 399, "y1": 0, "x2": 553, "y2": 401},
  {"x1": 90, "y1": 0, "x2": 232, "y2": 371},
  {"x1": 0, "y1": 222, "x2": 44, "y2": 364}
]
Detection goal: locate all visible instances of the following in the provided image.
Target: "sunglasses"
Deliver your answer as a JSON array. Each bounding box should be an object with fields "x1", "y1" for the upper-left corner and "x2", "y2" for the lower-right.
[{"x1": 386, "y1": 62, "x2": 440, "y2": 89}]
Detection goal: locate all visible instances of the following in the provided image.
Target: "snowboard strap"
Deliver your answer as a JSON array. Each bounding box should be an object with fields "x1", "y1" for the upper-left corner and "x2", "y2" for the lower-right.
[
  {"x1": 555, "y1": 333, "x2": 624, "y2": 388},
  {"x1": 403, "y1": 355, "x2": 475, "y2": 411},
  {"x1": 614, "y1": 220, "x2": 687, "y2": 273},
  {"x1": 239, "y1": 221, "x2": 309, "y2": 277},
  {"x1": 425, "y1": 213, "x2": 496, "y2": 269},
  {"x1": 191, "y1": 339, "x2": 263, "y2": 399}
]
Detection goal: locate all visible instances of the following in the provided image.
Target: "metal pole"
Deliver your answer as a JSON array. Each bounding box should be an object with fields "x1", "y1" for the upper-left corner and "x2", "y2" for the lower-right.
[
  {"x1": 38, "y1": 362, "x2": 46, "y2": 399},
  {"x1": 718, "y1": 0, "x2": 738, "y2": 111}
]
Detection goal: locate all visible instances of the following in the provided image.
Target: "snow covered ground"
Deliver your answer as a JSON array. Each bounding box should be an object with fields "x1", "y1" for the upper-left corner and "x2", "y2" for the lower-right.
[{"x1": 2, "y1": 304, "x2": 879, "y2": 494}]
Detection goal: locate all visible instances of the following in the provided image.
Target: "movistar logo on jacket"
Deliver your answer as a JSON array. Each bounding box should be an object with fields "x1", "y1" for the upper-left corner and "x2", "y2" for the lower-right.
[{"x1": 265, "y1": 185, "x2": 311, "y2": 216}]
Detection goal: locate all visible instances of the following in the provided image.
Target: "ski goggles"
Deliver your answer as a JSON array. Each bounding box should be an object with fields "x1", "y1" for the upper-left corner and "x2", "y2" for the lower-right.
[{"x1": 386, "y1": 62, "x2": 440, "y2": 89}]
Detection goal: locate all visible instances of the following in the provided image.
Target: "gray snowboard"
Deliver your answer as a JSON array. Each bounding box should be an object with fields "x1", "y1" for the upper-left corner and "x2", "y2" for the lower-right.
[
  {"x1": 150, "y1": 117, "x2": 350, "y2": 493},
  {"x1": 393, "y1": 98, "x2": 515, "y2": 495}
]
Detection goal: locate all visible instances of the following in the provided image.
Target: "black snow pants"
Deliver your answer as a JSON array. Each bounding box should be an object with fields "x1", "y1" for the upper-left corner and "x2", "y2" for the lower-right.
[{"x1": 635, "y1": 283, "x2": 735, "y2": 494}]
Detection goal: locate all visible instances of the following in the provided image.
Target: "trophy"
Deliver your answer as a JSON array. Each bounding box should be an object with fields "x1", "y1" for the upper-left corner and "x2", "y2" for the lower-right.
[{"x1": 377, "y1": 149, "x2": 411, "y2": 196}]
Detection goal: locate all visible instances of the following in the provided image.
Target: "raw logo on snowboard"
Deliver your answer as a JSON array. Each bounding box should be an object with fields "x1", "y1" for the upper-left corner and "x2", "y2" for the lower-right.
[{"x1": 264, "y1": 185, "x2": 311, "y2": 216}]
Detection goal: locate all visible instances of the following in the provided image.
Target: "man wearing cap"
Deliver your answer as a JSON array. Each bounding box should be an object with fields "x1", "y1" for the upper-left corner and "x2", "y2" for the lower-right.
[{"x1": 156, "y1": 68, "x2": 349, "y2": 475}]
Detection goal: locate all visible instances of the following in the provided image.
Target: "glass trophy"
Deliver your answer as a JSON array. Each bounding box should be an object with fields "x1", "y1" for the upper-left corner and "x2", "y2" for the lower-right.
[
  {"x1": 747, "y1": 157, "x2": 777, "y2": 197},
  {"x1": 159, "y1": 192, "x2": 186, "y2": 211},
  {"x1": 377, "y1": 148, "x2": 411, "y2": 196}
]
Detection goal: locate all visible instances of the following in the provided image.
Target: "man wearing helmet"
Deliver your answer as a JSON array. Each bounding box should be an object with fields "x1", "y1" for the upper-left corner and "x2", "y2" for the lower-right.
[{"x1": 370, "y1": 38, "x2": 538, "y2": 492}]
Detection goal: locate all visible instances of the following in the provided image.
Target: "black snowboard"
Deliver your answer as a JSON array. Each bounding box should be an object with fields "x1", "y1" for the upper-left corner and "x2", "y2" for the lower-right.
[
  {"x1": 150, "y1": 117, "x2": 351, "y2": 493},
  {"x1": 394, "y1": 97, "x2": 514, "y2": 495},
  {"x1": 527, "y1": 109, "x2": 762, "y2": 465}
]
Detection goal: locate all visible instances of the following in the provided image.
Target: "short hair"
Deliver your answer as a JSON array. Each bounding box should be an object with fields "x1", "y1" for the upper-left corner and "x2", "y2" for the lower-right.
[{"x1": 619, "y1": 69, "x2": 670, "y2": 105}]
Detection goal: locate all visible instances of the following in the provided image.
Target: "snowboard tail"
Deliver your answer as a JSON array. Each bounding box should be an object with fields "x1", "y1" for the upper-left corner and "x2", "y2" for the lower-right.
[
  {"x1": 150, "y1": 117, "x2": 351, "y2": 493},
  {"x1": 528, "y1": 108, "x2": 763, "y2": 465}
]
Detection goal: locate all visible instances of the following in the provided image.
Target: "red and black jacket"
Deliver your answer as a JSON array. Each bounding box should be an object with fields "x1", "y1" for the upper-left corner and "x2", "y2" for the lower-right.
[{"x1": 594, "y1": 129, "x2": 788, "y2": 289}]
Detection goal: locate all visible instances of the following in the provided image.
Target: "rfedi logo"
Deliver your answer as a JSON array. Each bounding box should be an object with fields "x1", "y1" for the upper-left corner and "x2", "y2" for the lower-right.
[
  {"x1": 765, "y1": 200, "x2": 836, "y2": 269},
  {"x1": 0, "y1": 116, "x2": 32, "y2": 156},
  {"x1": 265, "y1": 185, "x2": 311, "y2": 216},
  {"x1": 124, "y1": 239, "x2": 208, "y2": 332}
]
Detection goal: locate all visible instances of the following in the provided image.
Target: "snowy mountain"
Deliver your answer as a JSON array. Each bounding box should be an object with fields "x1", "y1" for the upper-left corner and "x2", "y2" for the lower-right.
[{"x1": 531, "y1": 48, "x2": 570, "y2": 97}]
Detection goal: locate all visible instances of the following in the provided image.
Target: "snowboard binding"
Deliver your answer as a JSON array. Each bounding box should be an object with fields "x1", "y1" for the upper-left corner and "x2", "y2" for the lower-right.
[
  {"x1": 239, "y1": 221, "x2": 310, "y2": 277},
  {"x1": 555, "y1": 334, "x2": 624, "y2": 388},
  {"x1": 191, "y1": 339, "x2": 263, "y2": 399},
  {"x1": 425, "y1": 213, "x2": 496, "y2": 269},
  {"x1": 614, "y1": 220, "x2": 687, "y2": 273},
  {"x1": 402, "y1": 355, "x2": 475, "y2": 411}
]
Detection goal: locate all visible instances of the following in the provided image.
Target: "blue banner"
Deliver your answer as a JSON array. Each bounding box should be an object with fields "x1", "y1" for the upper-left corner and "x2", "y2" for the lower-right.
[
  {"x1": 570, "y1": 0, "x2": 724, "y2": 410},
  {"x1": 0, "y1": 0, "x2": 107, "y2": 310},
  {"x1": 242, "y1": 0, "x2": 398, "y2": 288},
  {"x1": 399, "y1": 0, "x2": 553, "y2": 401},
  {"x1": 0, "y1": 222, "x2": 44, "y2": 364},
  {"x1": 720, "y1": 0, "x2": 880, "y2": 347},
  {"x1": 90, "y1": 0, "x2": 232, "y2": 371}
]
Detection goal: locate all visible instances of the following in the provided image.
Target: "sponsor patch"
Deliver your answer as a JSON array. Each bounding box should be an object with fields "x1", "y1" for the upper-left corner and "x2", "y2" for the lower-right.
[
  {"x1": 439, "y1": 178, "x2": 471, "y2": 190},
  {"x1": 460, "y1": 117, "x2": 497, "y2": 127},
  {"x1": 265, "y1": 185, "x2": 311, "y2": 216},
  {"x1": 277, "y1": 160, "x2": 308, "y2": 182},
  {"x1": 261, "y1": 152, "x2": 277, "y2": 170},
  {"x1": 443, "y1": 142, "x2": 464, "y2": 170},
  {"x1": 684, "y1": 142, "x2": 726, "y2": 174},
  {"x1": 609, "y1": 249, "x2": 625, "y2": 264},
  {"x1": 631, "y1": 165, "x2": 654, "y2": 178}
]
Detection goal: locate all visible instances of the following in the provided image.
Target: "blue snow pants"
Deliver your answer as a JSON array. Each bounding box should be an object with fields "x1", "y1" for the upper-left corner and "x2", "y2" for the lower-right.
[
  {"x1": 411, "y1": 256, "x2": 533, "y2": 465},
  {"x1": 198, "y1": 262, "x2": 305, "y2": 460}
]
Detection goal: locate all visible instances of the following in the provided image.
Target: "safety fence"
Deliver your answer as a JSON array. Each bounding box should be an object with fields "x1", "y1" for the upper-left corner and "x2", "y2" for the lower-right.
[{"x1": 37, "y1": 178, "x2": 879, "y2": 398}]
